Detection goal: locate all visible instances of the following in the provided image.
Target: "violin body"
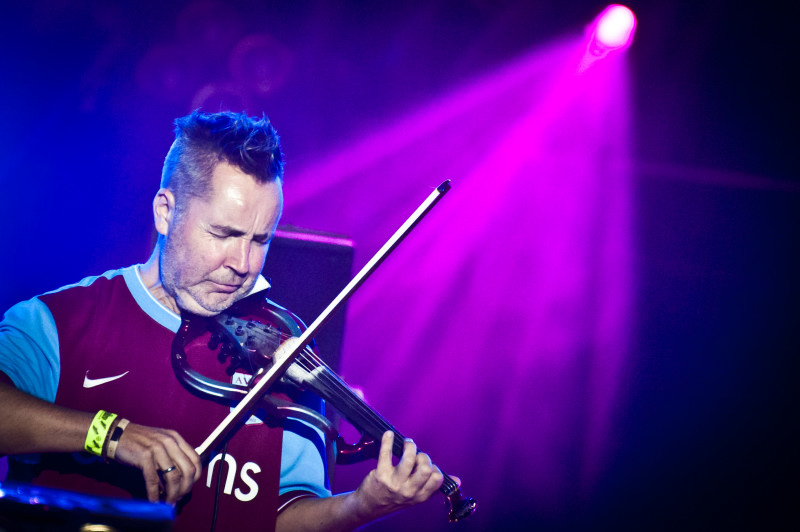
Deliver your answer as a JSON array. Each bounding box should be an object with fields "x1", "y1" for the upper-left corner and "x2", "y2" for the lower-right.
[
  {"x1": 172, "y1": 291, "x2": 477, "y2": 522},
  {"x1": 171, "y1": 295, "x2": 338, "y2": 440}
]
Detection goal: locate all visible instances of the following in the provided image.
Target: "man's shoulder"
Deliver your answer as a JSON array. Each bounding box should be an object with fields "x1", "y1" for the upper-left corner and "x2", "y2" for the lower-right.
[
  {"x1": 40, "y1": 266, "x2": 132, "y2": 299},
  {"x1": 0, "y1": 269, "x2": 135, "y2": 401},
  {"x1": 37, "y1": 266, "x2": 142, "y2": 328},
  {"x1": 2, "y1": 266, "x2": 133, "y2": 332}
]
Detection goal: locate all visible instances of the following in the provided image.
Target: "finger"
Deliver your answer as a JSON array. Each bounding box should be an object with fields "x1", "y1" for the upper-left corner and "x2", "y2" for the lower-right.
[
  {"x1": 162, "y1": 430, "x2": 200, "y2": 491},
  {"x1": 411, "y1": 452, "x2": 434, "y2": 478},
  {"x1": 419, "y1": 463, "x2": 444, "y2": 497},
  {"x1": 115, "y1": 426, "x2": 165, "y2": 503},
  {"x1": 403, "y1": 451, "x2": 434, "y2": 492},
  {"x1": 151, "y1": 442, "x2": 183, "y2": 504},
  {"x1": 157, "y1": 432, "x2": 203, "y2": 504},
  {"x1": 158, "y1": 464, "x2": 184, "y2": 504},
  {"x1": 141, "y1": 457, "x2": 162, "y2": 503},
  {"x1": 115, "y1": 424, "x2": 196, "y2": 504},
  {"x1": 376, "y1": 431, "x2": 395, "y2": 472},
  {"x1": 175, "y1": 435, "x2": 202, "y2": 482},
  {"x1": 395, "y1": 437, "x2": 418, "y2": 478}
]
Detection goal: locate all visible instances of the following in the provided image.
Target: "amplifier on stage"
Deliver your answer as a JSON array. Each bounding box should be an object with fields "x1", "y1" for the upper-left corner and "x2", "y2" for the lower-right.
[{"x1": 262, "y1": 225, "x2": 355, "y2": 374}]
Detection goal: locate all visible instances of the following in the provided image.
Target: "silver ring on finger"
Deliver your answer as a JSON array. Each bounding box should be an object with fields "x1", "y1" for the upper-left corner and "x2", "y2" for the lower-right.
[{"x1": 159, "y1": 465, "x2": 177, "y2": 474}]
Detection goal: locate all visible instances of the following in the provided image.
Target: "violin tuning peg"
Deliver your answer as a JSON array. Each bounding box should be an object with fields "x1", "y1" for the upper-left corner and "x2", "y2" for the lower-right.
[
  {"x1": 218, "y1": 344, "x2": 232, "y2": 361},
  {"x1": 208, "y1": 335, "x2": 221, "y2": 350}
]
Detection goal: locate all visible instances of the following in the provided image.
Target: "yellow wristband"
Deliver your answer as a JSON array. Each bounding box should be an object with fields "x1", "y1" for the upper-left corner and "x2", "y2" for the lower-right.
[{"x1": 84, "y1": 410, "x2": 118, "y2": 456}]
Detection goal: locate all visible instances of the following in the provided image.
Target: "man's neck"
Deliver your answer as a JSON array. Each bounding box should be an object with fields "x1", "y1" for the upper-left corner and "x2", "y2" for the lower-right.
[{"x1": 139, "y1": 247, "x2": 181, "y2": 315}]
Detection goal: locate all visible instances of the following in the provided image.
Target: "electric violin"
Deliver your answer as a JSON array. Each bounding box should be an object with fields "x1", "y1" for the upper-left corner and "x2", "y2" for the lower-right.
[{"x1": 171, "y1": 180, "x2": 476, "y2": 522}]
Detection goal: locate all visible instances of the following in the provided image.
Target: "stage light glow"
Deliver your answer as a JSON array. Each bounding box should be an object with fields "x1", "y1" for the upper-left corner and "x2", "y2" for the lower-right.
[
  {"x1": 286, "y1": 34, "x2": 634, "y2": 516},
  {"x1": 596, "y1": 5, "x2": 636, "y2": 49},
  {"x1": 578, "y1": 4, "x2": 636, "y2": 72}
]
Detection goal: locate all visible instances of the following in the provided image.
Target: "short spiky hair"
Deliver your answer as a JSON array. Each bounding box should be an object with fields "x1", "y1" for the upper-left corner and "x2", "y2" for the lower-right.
[{"x1": 160, "y1": 110, "x2": 284, "y2": 204}]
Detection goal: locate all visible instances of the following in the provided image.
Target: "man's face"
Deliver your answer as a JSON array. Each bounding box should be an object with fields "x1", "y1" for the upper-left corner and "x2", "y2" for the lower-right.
[{"x1": 160, "y1": 161, "x2": 283, "y2": 316}]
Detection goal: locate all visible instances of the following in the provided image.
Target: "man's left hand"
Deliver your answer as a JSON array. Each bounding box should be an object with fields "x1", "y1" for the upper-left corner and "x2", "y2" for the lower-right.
[{"x1": 351, "y1": 431, "x2": 444, "y2": 519}]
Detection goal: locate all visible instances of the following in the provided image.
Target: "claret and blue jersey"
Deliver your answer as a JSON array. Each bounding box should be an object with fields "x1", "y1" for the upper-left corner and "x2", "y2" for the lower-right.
[{"x1": 0, "y1": 265, "x2": 330, "y2": 531}]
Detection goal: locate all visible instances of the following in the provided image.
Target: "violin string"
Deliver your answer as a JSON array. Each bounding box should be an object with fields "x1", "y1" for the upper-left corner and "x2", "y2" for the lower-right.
[
  {"x1": 247, "y1": 323, "x2": 392, "y2": 436},
  {"x1": 228, "y1": 320, "x2": 455, "y2": 490},
  {"x1": 255, "y1": 324, "x2": 410, "y2": 453},
  {"x1": 295, "y1": 350, "x2": 410, "y2": 459},
  {"x1": 250, "y1": 325, "x2": 457, "y2": 486},
  {"x1": 295, "y1": 347, "x2": 396, "y2": 435},
  {"x1": 213, "y1": 319, "x2": 458, "y2": 495}
]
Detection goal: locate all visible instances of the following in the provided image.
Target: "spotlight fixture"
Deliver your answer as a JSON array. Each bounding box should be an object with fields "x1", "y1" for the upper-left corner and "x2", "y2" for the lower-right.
[
  {"x1": 591, "y1": 4, "x2": 637, "y2": 56},
  {"x1": 579, "y1": 4, "x2": 636, "y2": 72},
  {"x1": 595, "y1": 5, "x2": 636, "y2": 50}
]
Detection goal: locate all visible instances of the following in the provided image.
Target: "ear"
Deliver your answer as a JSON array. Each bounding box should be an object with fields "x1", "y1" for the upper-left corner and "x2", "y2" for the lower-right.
[{"x1": 153, "y1": 188, "x2": 176, "y2": 237}]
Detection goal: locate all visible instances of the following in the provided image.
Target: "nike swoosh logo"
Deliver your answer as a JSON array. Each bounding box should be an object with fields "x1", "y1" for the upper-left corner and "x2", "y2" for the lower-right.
[{"x1": 83, "y1": 371, "x2": 129, "y2": 388}]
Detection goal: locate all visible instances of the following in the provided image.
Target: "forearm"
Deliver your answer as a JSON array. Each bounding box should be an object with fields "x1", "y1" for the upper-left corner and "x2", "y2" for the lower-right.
[
  {"x1": 276, "y1": 432, "x2": 444, "y2": 532},
  {"x1": 0, "y1": 379, "x2": 93, "y2": 455},
  {"x1": 0, "y1": 378, "x2": 202, "y2": 504},
  {"x1": 276, "y1": 491, "x2": 377, "y2": 532}
]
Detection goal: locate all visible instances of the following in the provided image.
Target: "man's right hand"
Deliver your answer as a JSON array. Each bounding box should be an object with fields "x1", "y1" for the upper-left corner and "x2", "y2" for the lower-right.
[
  {"x1": 110, "y1": 423, "x2": 202, "y2": 504},
  {"x1": 0, "y1": 380, "x2": 202, "y2": 505}
]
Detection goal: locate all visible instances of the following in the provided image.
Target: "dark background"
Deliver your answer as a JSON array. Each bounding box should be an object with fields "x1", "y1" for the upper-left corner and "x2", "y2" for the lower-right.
[{"x1": 1, "y1": 1, "x2": 798, "y2": 530}]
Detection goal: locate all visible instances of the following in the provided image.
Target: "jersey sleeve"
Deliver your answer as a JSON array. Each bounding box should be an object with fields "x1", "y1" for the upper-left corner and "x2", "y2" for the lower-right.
[
  {"x1": 0, "y1": 297, "x2": 60, "y2": 402},
  {"x1": 279, "y1": 418, "x2": 332, "y2": 499}
]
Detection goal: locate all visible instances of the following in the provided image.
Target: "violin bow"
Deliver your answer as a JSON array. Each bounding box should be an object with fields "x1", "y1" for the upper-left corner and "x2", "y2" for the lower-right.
[{"x1": 195, "y1": 180, "x2": 451, "y2": 460}]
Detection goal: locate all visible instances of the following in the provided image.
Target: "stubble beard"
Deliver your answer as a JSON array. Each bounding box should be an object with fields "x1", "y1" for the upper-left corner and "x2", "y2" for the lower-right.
[{"x1": 159, "y1": 235, "x2": 253, "y2": 317}]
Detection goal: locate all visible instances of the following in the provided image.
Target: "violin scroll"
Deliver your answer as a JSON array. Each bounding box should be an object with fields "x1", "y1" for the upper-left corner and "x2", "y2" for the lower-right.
[{"x1": 443, "y1": 479, "x2": 478, "y2": 522}]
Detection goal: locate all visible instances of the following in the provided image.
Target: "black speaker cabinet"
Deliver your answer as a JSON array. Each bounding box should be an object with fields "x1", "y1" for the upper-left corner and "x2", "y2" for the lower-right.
[{"x1": 261, "y1": 226, "x2": 354, "y2": 374}]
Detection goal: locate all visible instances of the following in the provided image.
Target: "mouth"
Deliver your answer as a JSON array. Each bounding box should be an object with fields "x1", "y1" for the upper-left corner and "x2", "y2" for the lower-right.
[{"x1": 208, "y1": 281, "x2": 241, "y2": 294}]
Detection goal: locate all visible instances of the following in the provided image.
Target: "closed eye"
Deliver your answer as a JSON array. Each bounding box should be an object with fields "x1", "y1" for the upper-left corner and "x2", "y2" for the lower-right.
[{"x1": 207, "y1": 224, "x2": 271, "y2": 245}]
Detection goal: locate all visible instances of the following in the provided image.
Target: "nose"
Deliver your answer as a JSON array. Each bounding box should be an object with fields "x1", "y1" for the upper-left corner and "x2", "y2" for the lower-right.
[{"x1": 225, "y1": 238, "x2": 250, "y2": 276}]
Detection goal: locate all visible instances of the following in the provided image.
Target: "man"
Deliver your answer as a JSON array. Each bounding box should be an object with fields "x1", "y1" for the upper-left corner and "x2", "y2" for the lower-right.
[{"x1": 0, "y1": 110, "x2": 443, "y2": 531}]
